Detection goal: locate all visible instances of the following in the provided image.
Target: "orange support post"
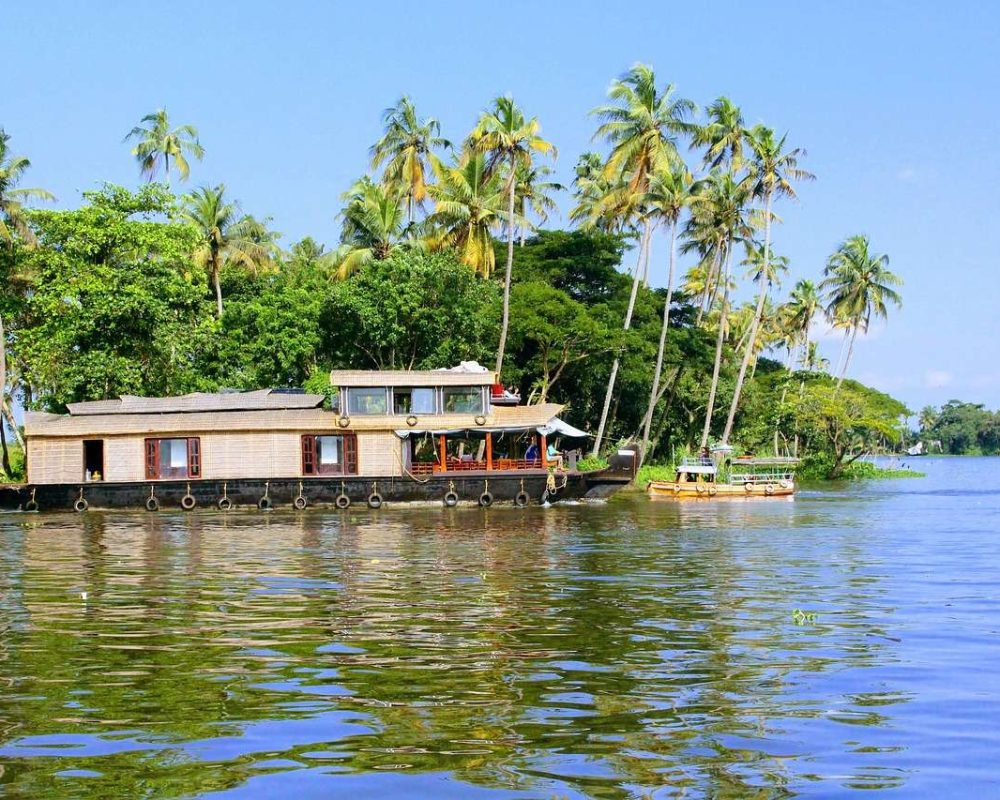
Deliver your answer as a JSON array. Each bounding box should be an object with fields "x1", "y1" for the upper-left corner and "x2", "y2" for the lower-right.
[
  {"x1": 485, "y1": 432, "x2": 493, "y2": 471},
  {"x1": 540, "y1": 434, "x2": 548, "y2": 468},
  {"x1": 439, "y1": 435, "x2": 448, "y2": 473}
]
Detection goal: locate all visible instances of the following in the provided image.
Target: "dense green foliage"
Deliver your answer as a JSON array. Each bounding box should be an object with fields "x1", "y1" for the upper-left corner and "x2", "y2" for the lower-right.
[
  {"x1": 916, "y1": 401, "x2": 1000, "y2": 455},
  {"x1": 1, "y1": 74, "x2": 908, "y2": 482}
]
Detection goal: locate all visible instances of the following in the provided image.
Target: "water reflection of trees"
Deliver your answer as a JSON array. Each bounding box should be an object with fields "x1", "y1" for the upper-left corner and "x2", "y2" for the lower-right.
[{"x1": 0, "y1": 503, "x2": 906, "y2": 798}]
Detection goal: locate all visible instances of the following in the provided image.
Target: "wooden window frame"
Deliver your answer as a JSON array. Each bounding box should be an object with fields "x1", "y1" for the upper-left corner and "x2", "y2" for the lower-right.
[
  {"x1": 144, "y1": 437, "x2": 201, "y2": 480},
  {"x1": 301, "y1": 433, "x2": 358, "y2": 476}
]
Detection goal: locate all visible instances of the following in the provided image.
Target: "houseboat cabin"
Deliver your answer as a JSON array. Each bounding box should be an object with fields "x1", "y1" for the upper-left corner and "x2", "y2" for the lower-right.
[{"x1": 18, "y1": 364, "x2": 633, "y2": 511}]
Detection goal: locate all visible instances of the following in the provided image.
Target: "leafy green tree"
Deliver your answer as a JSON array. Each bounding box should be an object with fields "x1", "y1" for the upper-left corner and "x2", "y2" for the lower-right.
[
  {"x1": 320, "y1": 250, "x2": 500, "y2": 370},
  {"x1": 124, "y1": 108, "x2": 204, "y2": 184},
  {"x1": 468, "y1": 95, "x2": 555, "y2": 376},
  {"x1": 183, "y1": 184, "x2": 272, "y2": 317},
  {"x1": 427, "y1": 152, "x2": 510, "y2": 278},
  {"x1": 508, "y1": 281, "x2": 614, "y2": 403},
  {"x1": 16, "y1": 185, "x2": 207, "y2": 409},
  {"x1": 821, "y1": 235, "x2": 902, "y2": 387},
  {"x1": 370, "y1": 96, "x2": 451, "y2": 221},
  {"x1": 793, "y1": 380, "x2": 909, "y2": 477}
]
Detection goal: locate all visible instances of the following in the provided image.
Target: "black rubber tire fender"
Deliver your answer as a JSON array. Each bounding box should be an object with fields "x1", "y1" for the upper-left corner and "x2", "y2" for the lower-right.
[
  {"x1": 293, "y1": 495, "x2": 308, "y2": 511},
  {"x1": 478, "y1": 491, "x2": 493, "y2": 507},
  {"x1": 514, "y1": 490, "x2": 530, "y2": 508},
  {"x1": 335, "y1": 494, "x2": 351, "y2": 510},
  {"x1": 217, "y1": 497, "x2": 233, "y2": 511},
  {"x1": 258, "y1": 496, "x2": 273, "y2": 511},
  {"x1": 367, "y1": 492, "x2": 383, "y2": 509},
  {"x1": 74, "y1": 498, "x2": 89, "y2": 513},
  {"x1": 443, "y1": 490, "x2": 459, "y2": 508},
  {"x1": 181, "y1": 494, "x2": 197, "y2": 511}
]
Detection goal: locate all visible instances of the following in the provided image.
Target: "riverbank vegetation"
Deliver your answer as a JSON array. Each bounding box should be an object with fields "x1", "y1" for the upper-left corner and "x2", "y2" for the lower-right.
[
  {"x1": 1, "y1": 65, "x2": 906, "y2": 482},
  {"x1": 914, "y1": 401, "x2": 1000, "y2": 455}
]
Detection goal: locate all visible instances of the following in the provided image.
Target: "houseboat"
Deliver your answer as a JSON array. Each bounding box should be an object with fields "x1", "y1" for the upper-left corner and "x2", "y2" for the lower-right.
[
  {"x1": 11, "y1": 363, "x2": 634, "y2": 512},
  {"x1": 647, "y1": 449, "x2": 798, "y2": 499}
]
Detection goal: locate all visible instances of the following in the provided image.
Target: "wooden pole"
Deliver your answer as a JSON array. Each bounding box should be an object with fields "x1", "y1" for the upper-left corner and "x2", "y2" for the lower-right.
[
  {"x1": 485, "y1": 432, "x2": 493, "y2": 471},
  {"x1": 439, "y1": 435, "x2": 448, "y2": 473},
  {"x1": 540, "y1": 434, "x2": 548, "y2": 469}
]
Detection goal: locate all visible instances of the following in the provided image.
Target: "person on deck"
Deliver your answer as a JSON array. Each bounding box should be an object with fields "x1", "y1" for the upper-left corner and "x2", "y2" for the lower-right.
[
  {"x1": 525, "y1": 438, "x2": 540, "y2": 463},
  {"x1": 547, "y1": 442, "x2": 564, "y2": 470}
]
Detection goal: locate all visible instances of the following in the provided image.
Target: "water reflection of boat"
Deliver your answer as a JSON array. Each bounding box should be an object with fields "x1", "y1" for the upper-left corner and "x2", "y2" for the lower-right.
[{"x1": 648, "y1": 450, "x2": 798, "y2": 499}]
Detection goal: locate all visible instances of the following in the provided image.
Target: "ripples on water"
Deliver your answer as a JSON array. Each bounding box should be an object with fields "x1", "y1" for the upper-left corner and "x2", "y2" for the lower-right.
[{"x1": 1, "y1": 457, "x2": 998, "y2": 798}]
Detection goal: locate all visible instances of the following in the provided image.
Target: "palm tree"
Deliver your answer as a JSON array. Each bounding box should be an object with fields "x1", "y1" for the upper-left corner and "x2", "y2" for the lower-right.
[
  {"x1": 0, "y1": 130, "x2": 53, "y2": 474},
  {"x1": 785, "y1": 279, "x2": 821, "y2": 363},
  {"x1": 124, "y1": 109, "x2": 204, "y2": 184},
  {"x1": 514, "y1": 163, "x2": 563, "y2": 244},
  {"x1": 918, "y1": 405, "x2": 938, "y2": 433},
  {"x1": 427, "y1": 152, "x2": 511, "y2": 278},
  {"x1": 333, "y1": 177, "x2": 414, "y2": 279},
  {"x1": 468, "y1": 96, "x2": 555, "y2": 375},
  {"x1": 720, "y1": 125, "x2": 813, "y2": 443},
  {"x1": 591, "y1": 64, "x2": 694, "y2": 194},
  {"x1": 820, "y1": 235, "x2": 902, "y2": 387},
  {"x1": 370, "y1": 96, "x2": 451, "y2": 222},
  {"x1": 183, "y1": 185, "x2": 272, "y2": 317},
  {"x1": 693, "y1": 97, "x2": 747, "y2": 171},
  {"x1": 685, "y1": 172, "x2": 755, "y2": 449},
  {"x1": 638, "y1": 166, "x2": 694, "y2": 463},
  {"x1": 0, "y1": 130, "x2": 55, "y2": 246},
  {"x1": 801, "y1": 341, "x2": 829, "y2": 372},
  {"x1": 586, "y1": 67, "x2": 694, "y2": 455}
]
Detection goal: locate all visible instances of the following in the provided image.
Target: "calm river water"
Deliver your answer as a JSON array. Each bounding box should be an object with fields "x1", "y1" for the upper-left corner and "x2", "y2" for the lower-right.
[{"x1": 1, "y1": 457, "x2": 998, "y2": 798}]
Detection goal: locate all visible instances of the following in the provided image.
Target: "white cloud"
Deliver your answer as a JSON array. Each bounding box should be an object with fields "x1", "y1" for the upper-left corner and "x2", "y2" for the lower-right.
[{"x1": 923, "y1": 369, "x2": 953, "y2": 389}]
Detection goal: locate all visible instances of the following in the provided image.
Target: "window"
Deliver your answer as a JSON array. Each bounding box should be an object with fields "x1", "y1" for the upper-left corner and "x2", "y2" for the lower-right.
[
  {"x1": 302, "y1": 434, "x2": 358, "y2": 475},
  {"x1": 145, "y1": 438, "x2": 200, "y2": 479},
  {"x1": 393, "y1": 387, "x2": 436, "y2": 415},
  {"x1": 346, "y1": 387, "x2": 387, "y2": 415},
  {"x1": 443, "y1": 386, "x2": 484, "y2": 414}
]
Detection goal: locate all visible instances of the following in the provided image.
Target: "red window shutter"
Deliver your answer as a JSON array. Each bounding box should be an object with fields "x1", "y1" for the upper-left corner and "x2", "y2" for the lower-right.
[
  {"x1": 302, "y1": 435, "x2": 316, "y2": 475},
  {"x1": 344, "y1": 434, "x2": 358, "y2": 475},
  {"x1": 188, "y1": 438, "x2": 201, "y2": 477},
  {"x1": 145, "y1": 439, "x2": 158, "y2": 479}
]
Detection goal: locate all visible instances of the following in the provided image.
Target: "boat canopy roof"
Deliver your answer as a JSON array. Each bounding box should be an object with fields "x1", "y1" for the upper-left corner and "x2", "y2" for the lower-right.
[
  {"x1": 677, "y1": 464, "x2": 717, "y2": 475},
  {"x1": 394, "y1": 414, "x2": 589, "y2": 439}
]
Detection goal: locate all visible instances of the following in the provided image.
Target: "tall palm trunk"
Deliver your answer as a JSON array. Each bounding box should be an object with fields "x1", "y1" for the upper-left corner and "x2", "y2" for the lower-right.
[
  {"x1": 591, "y1": 221, "x2": 651, "y2": 457},
  {"x1": 639, "y1": 218, "x2": 679, "y2": 464},
  {"x1": 722, "y1": 192, "x2": 773, "y2": 445},
  {"x1": 700, "y1": 244, "x2": 733, "y2": 449},
  {"x1": 774, "y1": 345, "x2": 795, "y2": 454},
  {"x1": 212, "y1": 251, "x2": 224, "y2": 318},
  {"x1": 495, "y1": 154, "x2": 517, "y2": 376},
  {"x1": 837, "y1": 324, "x2": 859, "y2": 389},
  {"x1": 0, "y1": 311, "x2": 9, "y2": 477}
]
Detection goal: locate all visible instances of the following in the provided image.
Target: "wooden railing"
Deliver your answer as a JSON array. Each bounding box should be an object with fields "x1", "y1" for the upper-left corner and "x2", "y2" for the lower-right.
[{"x1": 409, "y1": 458, "x2": 542, "y2": 475}]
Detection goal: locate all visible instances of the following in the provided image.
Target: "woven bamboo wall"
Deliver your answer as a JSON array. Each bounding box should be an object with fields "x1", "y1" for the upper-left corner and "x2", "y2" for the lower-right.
[{"x1": 27, "y1": 431, "x2": 404, "y2": 484}]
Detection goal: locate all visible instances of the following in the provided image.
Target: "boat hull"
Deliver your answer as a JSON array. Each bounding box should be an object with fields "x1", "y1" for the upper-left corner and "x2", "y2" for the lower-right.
[
  {"x1": 647, "y1": 480, "x2": 794, "y2": 499},
  {"x1": 1, "y1": 470, "x2": 632, "y2": 512}
]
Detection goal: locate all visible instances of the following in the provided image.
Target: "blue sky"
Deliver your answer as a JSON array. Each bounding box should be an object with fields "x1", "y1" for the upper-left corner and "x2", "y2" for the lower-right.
[{"x1": 5, "y1": 0, "x2": 999, "y2": 412}]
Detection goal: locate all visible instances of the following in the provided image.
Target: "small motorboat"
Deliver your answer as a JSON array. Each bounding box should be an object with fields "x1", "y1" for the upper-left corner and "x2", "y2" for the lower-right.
[{"x1": 647, "y1": 451, "x2": 798, "y2": 499}]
